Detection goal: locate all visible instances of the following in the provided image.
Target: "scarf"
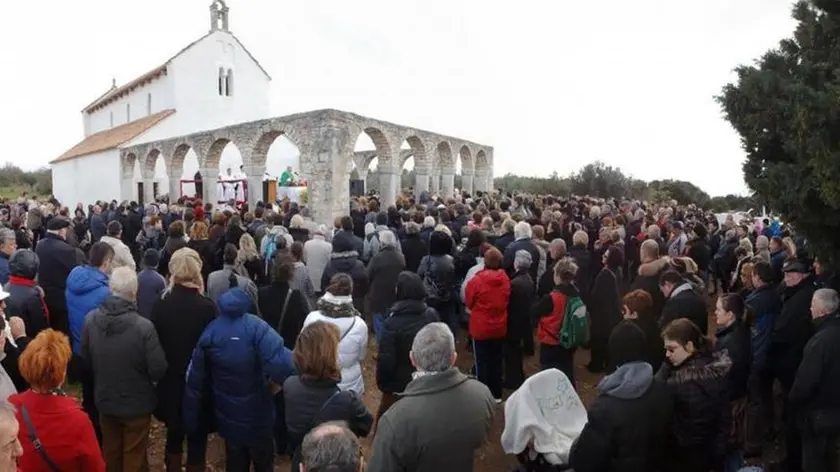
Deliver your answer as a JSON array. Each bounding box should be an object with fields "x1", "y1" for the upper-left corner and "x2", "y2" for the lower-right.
[{"x1": 8, "y1": 276, "x2": 49, "y2": 323}]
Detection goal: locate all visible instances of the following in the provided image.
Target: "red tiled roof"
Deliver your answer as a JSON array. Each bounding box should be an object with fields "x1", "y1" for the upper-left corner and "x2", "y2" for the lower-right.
[{"x1": 50, "y1": 109, "x2": 176, "y2": 164}]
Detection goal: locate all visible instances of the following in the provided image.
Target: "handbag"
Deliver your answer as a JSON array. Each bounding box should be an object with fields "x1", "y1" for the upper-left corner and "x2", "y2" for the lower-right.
[{"x1": 21, "y1": 406, "x2": 61, "y2": 472}]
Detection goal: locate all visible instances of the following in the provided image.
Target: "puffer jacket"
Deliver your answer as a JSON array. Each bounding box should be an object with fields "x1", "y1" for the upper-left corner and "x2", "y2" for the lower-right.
[
  {"x1": 376, "y1": 300, "x2": 439, "y2": 393},
  {"x1": 465, "y1": 267, "x2": 511, "y2": 340},
  {"x1": 321, "y1": 251, "x2": 368, "y2": 314},
  {"x1": 65, "y1": 265, "x2": 110, "y2": 354},
  {"x1": 183, "y1": 288, "x2": 294, "y2": 446},
  {"x1": 715, "y1": 320, "x2": 751, "y2": 401},
  {"x1": 417, "y1": 254, "x2": 456, "y2": 305},
  {"x1": 303, "y1": 293, "x2": 368, "y2": 394},
  {"x1": 657, "y1": 350, "x2": 732, "y2": 468}
]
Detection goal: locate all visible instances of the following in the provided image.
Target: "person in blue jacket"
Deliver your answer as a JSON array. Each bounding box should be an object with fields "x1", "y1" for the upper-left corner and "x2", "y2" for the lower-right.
[
  {"x1": 183, "y1": 287, "x2": 294, "y2": 472},
  {"x1": 64, "y1": 241, "x2": 114, "y2": 444}
]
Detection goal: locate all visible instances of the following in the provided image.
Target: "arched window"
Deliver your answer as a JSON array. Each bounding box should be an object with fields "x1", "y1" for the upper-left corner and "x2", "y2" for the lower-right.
[
  {"x1": 146, "y1": 93, "x2": 152, "y2": 115},
  {"x1": 126, "y1": 103, "x2": 131, "y2": 122},
  {"x1": 218, "y1": 67, "x2": 226, "y2": 96},
  {"x1": 225, "y1": 68, "x2": 234, "y2": 96},
  {"x1": 109, "y1": 111, "x2": 114, "y2": 128}
]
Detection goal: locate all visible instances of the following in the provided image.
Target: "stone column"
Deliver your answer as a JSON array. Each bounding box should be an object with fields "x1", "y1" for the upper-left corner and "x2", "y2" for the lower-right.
[
  {"x1": 378, "y1": 164, "x2": 400, "y2": 207},
  {"x1": 199, "y1": 166, "x2": 217, "y2": 204},
  {"x1": 486, "y1": 172, "x2": 495, "y2": 193},
  {"x1": 414, "y1": 168, "x2": 430, "y2": 194},
  {"x1": 167, "y1": 171, "x2": 181, "y2": 201},
  {"x1": 142, "y1": 176, "x2": 155, "y2": 205},
  {"x1": 474, "y1": 169, "x2": 488, "y2": 193},
  {"x1": 295, "y1": 125, "x2": 355, "y2": 226},
  {"x1": 243, "y1": 165, "x2": 265, "y2": 206},
  {"x1": 429, "y1": 170, "x2": 440, "y2": 194},
  {"x1": 461, "y1": 171, "x2": 474, "y2": 195},
  {"x1": 440, "y1": 168, "x2": 455, "y2": 198}
]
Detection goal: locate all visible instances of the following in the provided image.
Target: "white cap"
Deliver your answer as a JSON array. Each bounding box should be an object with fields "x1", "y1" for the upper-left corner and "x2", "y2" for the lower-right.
[{"x1": 0, "y1": 287, "x2": 9, "y2": 302}]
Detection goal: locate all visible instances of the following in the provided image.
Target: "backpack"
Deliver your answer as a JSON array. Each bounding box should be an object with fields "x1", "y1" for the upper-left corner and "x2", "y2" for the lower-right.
[
  {"x1": 263, "y1": 236, "x2": 278, "y2": 276},
  {"x1": 559, "y1": 295, "x2": 588, "y2": 349},
  {"x1": 422, "y1": 257, "x2": 450, "y2": 303}
]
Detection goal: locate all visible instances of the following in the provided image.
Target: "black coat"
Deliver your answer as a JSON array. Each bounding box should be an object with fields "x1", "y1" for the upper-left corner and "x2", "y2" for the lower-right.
[
  {"x1": 494, "y1": 231, "x2": 515, "y2": 253},
  {"x1": 151, "y1": 285, "x2": 216, "y2": 426},
  {"x1": 659, "y1": 285, "x2": 708, "y2": 335},
  {"x1": 714, "y1": 320, "x2": 751, "y2": 401},
  {"x1": 508, "y1": 270, "x2": 535, "y2": 342},
  {"x1": 570, "y1": 367, "x2": 673, "y2": 472},
  {"x1": 376, "y1": 300, "x2": 438, "y2": 393},
  {"x1": 608, "y1": 318, "x2": 664, "y2": 373},
  {"x1": 186, "y1": 239, "x2": 216, "y2": 284},
  {"x1": 366, "y1": 247, "x2": 406, "y2": 314},
  {"x1": 3, "y1": 282, "x2": 49, "y2": 338},
  {"x1": 283, "y1": 376, "x2": 372, "y2": 464},
  {"x1": 590, "y1": 268, "x2": 622, "y2": 345},
  {"x1": 258, "y1": 282, "x2": 308, "y2": 350},
  {"x1": 568, "y1": 244, "x2": 593, "y2": 303},
  {"x1": 35, "y1": 233, "x2": 78, "y2": 318},
  {"x1": 401, "y1": 233, "x2": 428, "y2": 273},
  {"x1": 631, "y1": 257, "x2": 670, "y2": 322},
  {"x1": 686, "y1": 238, "x2": 710, "y2": 272},
  {"x1": 789, "y1": 313, "x2": 840, "y2": 421},
  {"x1": 657, "y1": 350, "x2": 732, "y2": 470},
  {"x1": 503, "y1": 238, "x2": 540, "y2": 281},
  {"x1": 771, "y1": 277, "x2": 816, "y2": 388}
]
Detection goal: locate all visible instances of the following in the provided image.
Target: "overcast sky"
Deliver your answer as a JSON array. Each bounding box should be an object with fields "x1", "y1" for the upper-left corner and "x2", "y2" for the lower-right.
[{"x1": 2, "y1": 0, "x2": 798, "y2": 196}]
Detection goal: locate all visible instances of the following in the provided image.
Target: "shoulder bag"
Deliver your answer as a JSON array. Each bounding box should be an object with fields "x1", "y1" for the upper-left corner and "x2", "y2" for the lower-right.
[{"x1": 21, "y1": 406, "x2": 61, "y2": 472}]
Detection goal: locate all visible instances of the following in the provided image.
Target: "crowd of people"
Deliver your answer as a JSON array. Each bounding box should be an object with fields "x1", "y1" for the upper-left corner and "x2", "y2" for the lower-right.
[{"x1": 0, "y1": 189, "x2": 837, "y2": 472}]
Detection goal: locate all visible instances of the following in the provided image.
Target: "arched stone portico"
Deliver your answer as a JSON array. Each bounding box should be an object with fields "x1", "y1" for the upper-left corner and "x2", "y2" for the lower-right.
[{"x1": 121, "y1": 109, "x2": 493, "y2": 225}]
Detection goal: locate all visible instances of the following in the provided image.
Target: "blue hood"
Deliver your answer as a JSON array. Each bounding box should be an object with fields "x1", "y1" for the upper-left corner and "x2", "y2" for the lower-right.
[
  {"x1": 217, "y1": 288, "x2": 252, "y2": 318},
  {"x1": 596, "y1": 362, "x2": 653, "y2": 400},
  {"x1": 66, "y1": 265, "x2": 109, "y2": 297}
]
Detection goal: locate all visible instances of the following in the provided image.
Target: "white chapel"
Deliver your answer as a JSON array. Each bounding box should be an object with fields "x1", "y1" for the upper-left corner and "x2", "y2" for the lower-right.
[{"x1": 51, "y1": 1, "x2": 273, "y2": 206}]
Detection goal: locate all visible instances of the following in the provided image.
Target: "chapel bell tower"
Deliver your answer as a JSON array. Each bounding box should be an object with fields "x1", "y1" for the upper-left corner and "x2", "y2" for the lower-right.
[{"x1": 209, "y1": 0, "x2": 230, "y2": 32}]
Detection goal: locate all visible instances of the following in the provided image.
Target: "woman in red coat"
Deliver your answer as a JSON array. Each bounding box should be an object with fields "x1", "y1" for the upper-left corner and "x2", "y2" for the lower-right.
[
  {"x1": 9, "y1": 329, "x2": 104, "y2": 472},
  {"x1": 465, "y1": 247, "x2": 511, "y2": 401}
]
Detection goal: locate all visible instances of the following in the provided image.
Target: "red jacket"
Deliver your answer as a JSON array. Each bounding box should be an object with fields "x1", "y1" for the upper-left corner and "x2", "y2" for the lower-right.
[
  {"x1": 466, "y1": 268, "x2": 511, "y2": 340},
  {"x1": 536, "y1": 285, "x2": 579, "y2": 346},
  {"x1": 9, "y1": 390, "x2": 105, "y2": 472}
]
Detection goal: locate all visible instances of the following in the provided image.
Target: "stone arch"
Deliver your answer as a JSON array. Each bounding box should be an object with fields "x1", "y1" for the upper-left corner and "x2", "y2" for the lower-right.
[
  {"x1": 143, "y1": 149, "x2": 162, "y2": 178},
  {"x1": 170, "y1": 143, "x2": 193, "y2": 174},
  {"x1": 475, "y1": 149, "x2": 489, "y2": 169},
  {"x1": 459, "y1": 145, "x2": 474, "y2": 174},
  {"x1": 122, "y1": 153, "x2": 138, "y2": 179},
  {"x1": 205, "y1": 138, "x2": 232, "y2": 170},
  {"x1": 436, "y1": 141, "x2": 454, "y2": 169},
  {"x1": 250, "y1": 129, "x2": 297, "y2": 168},
  {"x1": 402, "y1": 136, "x2": 426, "y2": 168},
  {"x1": 360, "y1": 127, "x2": 393, "y2": 165}
]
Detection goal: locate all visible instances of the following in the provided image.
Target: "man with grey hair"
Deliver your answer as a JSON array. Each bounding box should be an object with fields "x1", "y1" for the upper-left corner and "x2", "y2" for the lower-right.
[
  {"x1": 538, "y1": 238, "x2": 567, "y2": 298},
  {"x1": 367, "y1": 322, "x2": 495, "y2": 472},
  {"x1": 300, "y1": 422, "x2": 362, "y2": 472},
  {"x1": 789, "y1": 288, "x2": 840, "y2": 470},
  {"x1": 0, "y1": 228, "x2": 15, "y2": 286},
  {"x1": 81, "y1": 266, "x2": 167, "y2": 471},
  {"x1": 503, "y1": 221, "x2": 540, "y2": 280}
]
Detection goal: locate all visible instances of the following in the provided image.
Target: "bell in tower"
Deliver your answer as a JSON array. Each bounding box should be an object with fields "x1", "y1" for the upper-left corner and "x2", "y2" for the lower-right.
[{"x1": 209, "y1": 0, "x2": 230, "y2": 32}]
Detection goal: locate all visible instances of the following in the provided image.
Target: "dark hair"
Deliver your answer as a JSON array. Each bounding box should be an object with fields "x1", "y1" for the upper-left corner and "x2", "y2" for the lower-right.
[
  {"x1": 719, "y1": 293, "x2": 746, "y2": 322},
  {"x1": 271, "y1": 254, "x2": 295, "y2": 284},
  {"x1": 106, "y1": 220, "x2": 122, "y2": 237},
  {"x1": 662, "y1": 318, "x2": 709, "y2": 350},
  {"x1": 254, "y1": 207, "x2": 264, "y2": 219},
  {"x1": 168, "y1": 221, "x2": 185, "y2": 239},
  {"x1": 89, "y1": 242, "x2": 115, "y2": 268},
  {"x1": 395, "y1": 272, "x2": 427, "y2": 301},
  {"x1": 291, "y1": 242, "x2": 304, "y2": 262},
  {"x1": 752, "y1": 261, "x2": 774, "y2": 284},
  {"x1": 327, "y1": 273, "x2": 353, "y2": 296},
  {"x1": 466, "y1": 229, "x2": 486, "y2": 249},
  {"x1": 340, "y1": 216, "x2": 353, "y2": 231},
  {"x1": 658, "y1": 269, "x2": 683, "y2": 287},
  {"x1": 734, "y1": 246, "x2": 748, "y2": 259},
  {"x1": 223, "y1": 243, "x2": 238, "y2": 265},
  {"x1": 604, "y1": 246, "x2": 624, "y2": 270}
]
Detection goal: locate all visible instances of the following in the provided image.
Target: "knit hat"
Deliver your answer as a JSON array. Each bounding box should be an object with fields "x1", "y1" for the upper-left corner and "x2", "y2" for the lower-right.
[
  {"x1": 143, "y1": 249, "x2": 161, "y2": 269},
  {"x1": 607, "y1": 321, "x2": 649, "y2": 368}
]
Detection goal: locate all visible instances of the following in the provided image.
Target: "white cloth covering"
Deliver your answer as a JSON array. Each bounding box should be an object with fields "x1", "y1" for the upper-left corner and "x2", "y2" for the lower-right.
[{"x1": 501, "y1": 368, "x2": 588, "y2": 465}]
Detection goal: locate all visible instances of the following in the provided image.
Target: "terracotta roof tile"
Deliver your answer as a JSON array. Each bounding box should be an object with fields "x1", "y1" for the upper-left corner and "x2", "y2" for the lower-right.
[{"x1": 50, "y1": 109, "x2": 175, "y2": 164}]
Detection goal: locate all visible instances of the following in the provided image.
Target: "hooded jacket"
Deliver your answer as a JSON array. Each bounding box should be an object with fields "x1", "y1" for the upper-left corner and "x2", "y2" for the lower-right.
[
  {"x1": 99, "y1": 235, "x2": 136, "y2": 271},
  {"x1": 65, "y1": 265, "x2": 110, "y2": 354},
  {"x1": 570, "y1": 362, "x2": 673, "y2": 472},
  {"x1": 304, "y1": 293, "x2": 369, "y2": 394},
  {"x1": 80, "y1": 295, "x2": 167, "y2": 417},
  {"x1": 3, "y1": 250, "x2": 49, "y2": 338},
  {"x1": 465, "y1": 267, "x2": 511, "y2": 340},
  {"x1": 183, "y1": 288, "x2": 294, "y2": 445},
  {"x1": 376, "y1": 299, "x2": 439, "y2": 393}
]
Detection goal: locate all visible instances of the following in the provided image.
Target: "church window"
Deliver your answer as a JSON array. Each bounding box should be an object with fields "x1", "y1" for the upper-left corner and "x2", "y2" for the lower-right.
[
  {"x1": 225, "y1": 69, "x2": 234, "y2": 96},
  {"x1": 110, "y1": 111, "x2": 114, "y2": 128},
  {"x1": 218, "y1": 67, "x2": 226, "y2": 96},
  {"x1": 147, "y1": 93, "x2": 152, "y2": 115},
  {"x1": 126, "y1": 103, "x2": 131, "y2": 122}
]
